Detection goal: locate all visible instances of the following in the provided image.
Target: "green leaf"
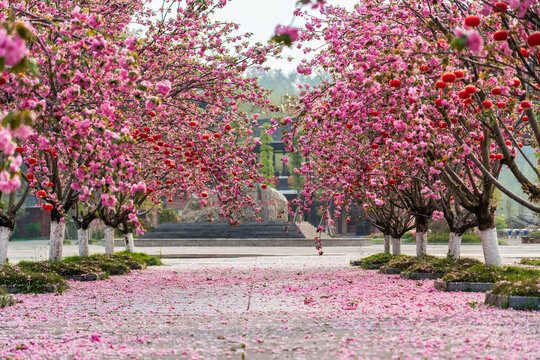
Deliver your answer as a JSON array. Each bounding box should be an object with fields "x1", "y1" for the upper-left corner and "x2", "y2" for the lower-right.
[
  {"x1": 1, "y1": 111, "x2": 14, "y2": 128},
  {"x1": 15, "y1": 23, "x2": 33, "y2": 41},
  {"x1": 450, "y1": 36, "x2": 467, "y2": 52},
  {"x1": 9, "y1": 58, "x2": 28, "y2": 74}
]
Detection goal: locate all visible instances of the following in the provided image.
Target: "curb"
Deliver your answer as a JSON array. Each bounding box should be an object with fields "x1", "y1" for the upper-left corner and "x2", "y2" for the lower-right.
[
  {"x1": 485, "y1": 291, "x2": 540, "y2": 310},
  {"x1": 434, "y1": 279, "x2": 493, "y2": 292},
  {"x1": 64, "y1": 274, "x2": 99, "y2": 282},
  {"x1": 400, "y1": 272, "x2": 443, "y2": 280}
]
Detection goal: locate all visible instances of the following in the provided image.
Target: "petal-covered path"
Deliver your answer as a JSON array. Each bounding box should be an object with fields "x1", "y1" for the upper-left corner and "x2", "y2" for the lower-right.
[{"x1": 0, "y1": 256, "x2": 539, "y2": 359}]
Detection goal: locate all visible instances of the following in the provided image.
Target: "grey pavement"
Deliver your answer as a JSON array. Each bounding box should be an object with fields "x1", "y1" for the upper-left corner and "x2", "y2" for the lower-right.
[{"x1": 5, "y1": 239, "x2": 540, "y2": 264}]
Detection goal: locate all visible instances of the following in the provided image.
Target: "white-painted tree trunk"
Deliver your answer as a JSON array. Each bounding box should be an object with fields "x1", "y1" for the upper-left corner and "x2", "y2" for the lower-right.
[
  {"x1": 124, "y1": 232, "x2": 135, "y2": 253},
  {"x1": 49, "y1": 221, "x2": 65, "y2": 261},
  {"x1": 383, "y1": 235, "x2": 391, "y2": 254},
  {"x1": 480, "y1": 227, "x2": 501, "y2": 266},
  {"x1": 0, "y1": 226, "x2": 12, "y2": 265},
  {"x1": 416, "y1": 232, "x2": 428, "y2": 257},
  {"x1": 391, "y1": 237, "x2": 401, "y2": 255},
  {"x1": 104, "y1": 226, "x2": 115, "y2": 254},
  {"x1": 78, "y1": 228, "x2": 89, "y2": 257},
  {"x1": 448, "y1": 232, "x2": 462, "y2": 261}
]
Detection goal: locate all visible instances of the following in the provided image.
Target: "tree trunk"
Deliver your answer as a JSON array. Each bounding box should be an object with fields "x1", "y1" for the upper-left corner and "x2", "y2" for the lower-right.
[
  {"x1": 416, "y1": 232, "x2": 428, "y2": 257},
  {"x1": 391, "y1": 237, "x2": 401, "y2": 255},
  {"x1": 78, "y1": 227, "x2": 89, "y2": 257},
  {"x1": 0, "y1": 226, "x2": 12, "y2": 265},
  {"x1": 49, "y1": 221, "x2": 65, "y2": 261},
  {"x1": 448, "y1": 232, "x2": 462, "y2": 261},
  {"x1": 104, "y1": 226, "x2": 115, "y2": 255},
  {"x1": 124, "y1": 232, "x2": 135, "y2": 253},
  {"x1": 480, "y1": 227, "x2": 501, "y2": 266},
  {"x1": 415, "y1": 216, "x2": 428, "y2": 257},
  {"x1": 383, "y1": 234, "x2": 391, "y2": 254}
]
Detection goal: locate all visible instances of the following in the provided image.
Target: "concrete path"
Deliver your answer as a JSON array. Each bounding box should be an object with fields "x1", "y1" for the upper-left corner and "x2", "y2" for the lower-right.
[
  {"x1": 0, "y1": 256, "x2": 539, "y2": 359},
  {"x1": 5, "y1": 240, "x2": 540, "y2": 264}
]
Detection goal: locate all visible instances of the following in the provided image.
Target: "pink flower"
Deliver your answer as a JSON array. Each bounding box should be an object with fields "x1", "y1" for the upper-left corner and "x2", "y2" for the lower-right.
[
  {"x1": 393, "y1": 120, "x2": 407, "y2": 131},
  {"x1": 432, "y1": 210, "x2": 444, "y2": 221},
  {"x1": 466, "y1": 30, "x2": 484, "y2": 54},
  {"x1": 156, "y1": 80, "x2": 172, "y2": 97},
  {"x1": 275, "y1": 25, "x2": 300, "y2": 43},
  {"x1": 90, "y1": 334, "x2": 101, "y2": 343},
  {"x1": 0, "y1": 170, "x2": 20, "y2": 193}
]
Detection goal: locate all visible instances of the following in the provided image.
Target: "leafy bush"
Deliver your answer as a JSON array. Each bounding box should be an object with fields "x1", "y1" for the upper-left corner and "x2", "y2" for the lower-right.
[
  {"x1": 520, "y1": 258, "x2": 540, "y2": 267},
  {"x1": 25, "y1": 223, "x2": 42, "y2": 237},
  {"x1": 427, "y1": 233, "x2": 450, "y2": 243},
  {"x1": 402, "y1": 232, "x2": 414, "y2": 241},
  {"x1": 89, "y1": 228, "x2": 104, "y2": 242},
  {"x1": 491, "y1": 278, "x2": 540, "y2": 297},
  {"x1": 118, "y1": 251, "x2": 163, "y2": 266},
  {"x1": 427, "y1": 233, "x2": 482, "y2": 243},
  {"x1": 462, "y1": 233, "x2": 482, "y2": 243},
  {"x1": 495, "y1": 217, "x2": 507, "y2": 230},
  {"x1": 442, "y1": 264, "x2": 540, "y2": 283},
  {"x1": 17, "y1": 260, "x2": 106, "y2": 280},
  {"x1": 0, "y1": 265, "x2": 68, "y2": 293}
]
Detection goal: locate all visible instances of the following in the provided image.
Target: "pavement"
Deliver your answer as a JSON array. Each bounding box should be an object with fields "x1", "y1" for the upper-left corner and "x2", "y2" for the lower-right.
[
  {"x1": 5, "y1": 239, "x2": 540, "y2": 264},
  {"x1": 0, "y1": 256, "x2": 539, "y2": 359}
]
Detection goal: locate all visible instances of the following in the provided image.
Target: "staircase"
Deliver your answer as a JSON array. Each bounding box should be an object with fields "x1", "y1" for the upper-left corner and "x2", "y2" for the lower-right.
[{"x1": 114, "y1": 222, "x2": 371, "y2": 247}]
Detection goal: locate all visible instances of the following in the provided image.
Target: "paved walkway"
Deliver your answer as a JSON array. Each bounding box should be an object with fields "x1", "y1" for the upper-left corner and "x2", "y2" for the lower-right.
[
  {"x1": 0, "y1": 257, "x2": 539, "y2": 359},
  {"x1": 6, "y1": 240, "x2": 540, "y2": 264}
]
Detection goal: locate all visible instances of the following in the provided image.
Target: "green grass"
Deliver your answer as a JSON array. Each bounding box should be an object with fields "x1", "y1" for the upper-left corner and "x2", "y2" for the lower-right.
[
  {"x1": 0, "y1": 265, "x2": 68, "y2": 293},
  {"x1": 520, "y1": 258, "x2": 540, "y2": 267},
  {"x1": 63, "y1": 254, "x2": 132, "y2": 275},
  {"x1": 117, "y1": 251, "x2": 163, "y2": 266},
  {"x1": 407, "y1": 257, "x2": 483, "y2": 274},
  {"x1": 0, "y1": 288, "x2": 20, "y2": 308},
  {"x1": 442, "y1": 264, "x2": 540, "y2": 283},
  {"x1": 0, "y1": 252, "x2": 161, "y2": 294},
  {"x1": 17, "y1": 260, "x2": 107, "y2": 279},
  {"x1": 491, "y1": 277, "x2": 540, "y2": 297},
  {"x1": 351, "y1": 253, "x2": 403, "y2": 269},
  {"x1": 381, "y1": 255, "x2": 436, "y2": 272}
]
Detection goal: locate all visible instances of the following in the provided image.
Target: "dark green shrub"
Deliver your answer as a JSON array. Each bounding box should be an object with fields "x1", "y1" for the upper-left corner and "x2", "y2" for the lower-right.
[
  {"x1": 25, "y1": 223, "x2": 42, "y2": 237},
  {"x1": 159, "y1": 209, "x2": 180, "y2": 224},
  {"x1": 427, "y1": 233, "x2": 450, "y2": 243}
]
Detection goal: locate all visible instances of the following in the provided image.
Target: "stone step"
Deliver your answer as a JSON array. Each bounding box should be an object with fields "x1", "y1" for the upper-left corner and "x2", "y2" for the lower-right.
[
  {"x1": 114, "y1": 238, "x2": 372, "y2": 247},
  {"x1": 140, "y1": 222, "x2": 305, "y2": 239}
]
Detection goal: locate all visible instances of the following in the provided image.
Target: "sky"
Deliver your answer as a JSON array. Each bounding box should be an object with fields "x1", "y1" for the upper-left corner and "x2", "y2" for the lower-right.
[
  {"x1": 149, "y1": 0, "x2": 359, "y2": 73},
  {"x1": 212, "y1": 0, "x2": 358, "y2": 72}
]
